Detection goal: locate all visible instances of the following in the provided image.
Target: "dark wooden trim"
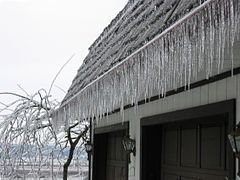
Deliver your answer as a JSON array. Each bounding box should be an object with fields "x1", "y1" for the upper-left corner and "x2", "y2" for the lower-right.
[
  {"x1": 109, "y1": 67, "x2": 240, "y2": 115},
  {"x1": 140, "y1": 99, "x2": 236, "y2": 180},
  {"x1": 141, "y1": 99, "x2": 235, "y2": 126},
  {"x1": 94, "y1": 122, "x2": 129, "y2": 134}
]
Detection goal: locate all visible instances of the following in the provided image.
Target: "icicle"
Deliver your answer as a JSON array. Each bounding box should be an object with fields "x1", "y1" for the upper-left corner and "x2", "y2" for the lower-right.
[
  {"x1": 53, "y1": 0, "x2": 240, "y2": 126},
  {"x1": 229, "y1": 0, "x2": 235, "y2": 75}
]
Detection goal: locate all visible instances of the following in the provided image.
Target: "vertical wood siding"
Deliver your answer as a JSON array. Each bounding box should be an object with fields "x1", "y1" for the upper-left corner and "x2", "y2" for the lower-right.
[{"x1": 94, "y1": 74, "x2": 240, "y2": 180}]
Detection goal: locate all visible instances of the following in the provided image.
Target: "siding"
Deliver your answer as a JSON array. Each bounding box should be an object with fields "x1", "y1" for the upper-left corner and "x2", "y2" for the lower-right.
[{"x1": 94, "y1": 74, "x2": 240, "y2": 180}]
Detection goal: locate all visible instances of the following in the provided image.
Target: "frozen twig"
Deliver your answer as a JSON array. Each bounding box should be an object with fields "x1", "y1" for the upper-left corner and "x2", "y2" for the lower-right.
[{"x1": 48, "y1": 54, "x2": 75, "y2": 96}]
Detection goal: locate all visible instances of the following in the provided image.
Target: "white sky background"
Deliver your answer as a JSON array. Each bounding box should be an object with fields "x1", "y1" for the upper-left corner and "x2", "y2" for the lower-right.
[{"x1": 0, "y1": 0, "x2": 128, "y2": 105}]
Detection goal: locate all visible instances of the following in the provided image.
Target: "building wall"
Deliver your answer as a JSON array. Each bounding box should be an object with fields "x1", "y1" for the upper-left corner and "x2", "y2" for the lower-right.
[{"x1": 93, "y1": 73, "x2": 240, "y2": 180}]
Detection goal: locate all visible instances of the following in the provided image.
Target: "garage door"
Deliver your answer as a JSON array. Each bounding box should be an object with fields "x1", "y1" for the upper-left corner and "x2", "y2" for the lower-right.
[
  {"x1": 93, "y1": 123, "x2": 129, "y2": 180},
  {"x1": 162, "y1": 116, "x2": 229, "y2": 180},
  {"x1": 106, "y1": 131, "x2": 127, "y2": 180}
]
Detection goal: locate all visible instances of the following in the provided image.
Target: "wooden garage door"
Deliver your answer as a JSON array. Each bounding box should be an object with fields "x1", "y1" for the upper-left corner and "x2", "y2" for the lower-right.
[
  {"x1": 162, "y1": 116, "x2": 229, "y2": 180},
  {"x1": 106, "y1": 131, "x2": 127, "y2": 180}
]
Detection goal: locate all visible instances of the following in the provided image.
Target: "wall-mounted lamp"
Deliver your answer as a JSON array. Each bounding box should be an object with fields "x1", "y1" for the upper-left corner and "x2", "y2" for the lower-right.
[
  {"x1": 228, "y1": 122, "x2": 240, "y2": 177},
  {"x1": 85, "y1": 141, "x2": 93, "y2": 161},
  {"x1": 122, "y1": 135, "x2": 136, "y2": 163}
]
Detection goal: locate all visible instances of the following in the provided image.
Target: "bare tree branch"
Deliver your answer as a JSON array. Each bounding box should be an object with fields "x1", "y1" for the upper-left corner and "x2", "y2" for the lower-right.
[
  {"x1": 48, "y1": 54, "x2": 75, "y2": 96},
  {"x1": 0, "y1": 89, "x2": 89, "y2": 180},
  {"x1": 54, "y1": 84, "x2": 67, "y2": 94},
  {"x1": 17, "y1": 84, "x2": 30, "y2": 97}
]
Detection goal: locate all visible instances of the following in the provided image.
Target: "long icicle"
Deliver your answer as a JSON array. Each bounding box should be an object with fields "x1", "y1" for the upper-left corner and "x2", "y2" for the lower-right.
[{"x1": 53, "y1": 0, "x2": 240, "y2": 127}]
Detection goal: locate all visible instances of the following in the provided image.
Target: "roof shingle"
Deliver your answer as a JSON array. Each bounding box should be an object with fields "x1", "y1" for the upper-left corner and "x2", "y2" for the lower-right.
[{"x1": 62, "y1": 0, "x2": 203, "y2": 104}]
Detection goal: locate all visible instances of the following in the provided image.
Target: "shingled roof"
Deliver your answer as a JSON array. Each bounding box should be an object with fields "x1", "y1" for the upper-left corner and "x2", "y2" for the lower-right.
[{"x1": 62, "y1": 0, "x2": 206, "y2": 104}]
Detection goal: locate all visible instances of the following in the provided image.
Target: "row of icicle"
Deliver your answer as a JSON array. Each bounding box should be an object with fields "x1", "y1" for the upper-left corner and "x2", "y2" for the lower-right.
[{"x1": 52, "y1": 0, "x2": 240, "y2": 130}]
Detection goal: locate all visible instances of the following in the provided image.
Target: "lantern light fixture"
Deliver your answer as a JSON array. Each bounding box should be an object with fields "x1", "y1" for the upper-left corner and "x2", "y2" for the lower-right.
[
  {"x1": 122, "y1": 135, "x2": 136, "y2": 163},
  {"x1": 85, "y1": 141, "x2": 93, "y2": 161},
  {"x1": 228, "y1": 122, "x2": 240, "y2": 176}
]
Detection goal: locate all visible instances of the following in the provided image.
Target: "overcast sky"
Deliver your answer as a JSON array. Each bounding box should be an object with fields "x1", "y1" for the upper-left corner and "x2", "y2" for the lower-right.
[{"x1": 0, "y1": 0, "x2": 128, "y2": 103}]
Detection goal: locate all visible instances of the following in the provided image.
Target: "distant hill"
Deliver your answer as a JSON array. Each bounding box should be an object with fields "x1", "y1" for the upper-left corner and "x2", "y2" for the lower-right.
[{"x1": 1, "y1": 144, "x2": 87, "y2": 159}]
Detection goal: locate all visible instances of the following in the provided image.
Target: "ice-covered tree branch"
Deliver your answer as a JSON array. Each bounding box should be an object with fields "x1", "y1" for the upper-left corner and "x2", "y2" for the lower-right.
[{"x1": 0, "y1": 89, "x2": 89, "y2": 180}]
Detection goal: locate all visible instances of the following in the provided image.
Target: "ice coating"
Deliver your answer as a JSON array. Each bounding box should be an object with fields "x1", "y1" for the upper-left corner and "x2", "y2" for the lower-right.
[{"x1": 53, "y1": 0, "x2": 240, "y2": 127}]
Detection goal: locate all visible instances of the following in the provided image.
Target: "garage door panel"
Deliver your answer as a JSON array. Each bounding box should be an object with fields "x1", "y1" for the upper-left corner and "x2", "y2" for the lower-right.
[
  {"x1": 201, "y1": 125, "x2": 224, "y2": 169},
  {"x1": 106, "y1": 131, "x2": 127, "y2": 180},
  {"x1": 181, "y1": 176, "x2": 198, "y2": 180},
  {"x1": 115, "y1": 167, "x2": 125, "y2": 180},
  {"x1": 116, "y1": 136, "x2": 124, "y2": 161},
  {"x1": 181, "y1": 127, "x2": 198, "y2": 168},
  {"x1": 199, "y1": 174, "x2": 227, "y2": 180},
  {"x1": 106, "y1": 166, "x2": 115, "y2": 180},
  {"x1": 107, "y1": 135, "x2": 116, "y2": 160},
  {"x1": 161, "y1": 117, "x2": 229, "y2": 180},
  {"x1": 162, "y1": 172, "x2": 179, "y2": 180},
  {"x1": 162, "y1": 166, "x2": 228, "y2": 179},
  {"x1": 163, "y1": 128, "x2": 179, "y2": 165}
]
